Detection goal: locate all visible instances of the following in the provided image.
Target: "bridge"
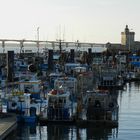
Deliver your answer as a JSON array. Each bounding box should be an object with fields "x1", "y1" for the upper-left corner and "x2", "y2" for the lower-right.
[{"x1": 0, "y1": 39, "x2": 106, "y2": 53}]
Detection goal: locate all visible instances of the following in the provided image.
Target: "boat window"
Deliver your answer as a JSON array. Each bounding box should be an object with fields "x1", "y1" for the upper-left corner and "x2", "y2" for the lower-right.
[
  {"x1": 54, "y1": 100, "x2": 57, "y2": 106},
  {"x1": 24, "y1": 85, "x2": 33, "y2": 93},
  {"x1": 88, "y1": 98, "x2": 92, "y2": 102},
  {"x1": 12, "y1": 102, "x2": 17, "y2": 107},
  {"x1": 94, "y1": 100, "x2": 101, "y2": 108},
  {"x1": 59, "y1": 98, "x2": 63, "y2": 103},
  {"x1": 63, "y1": 99, "x2": 66, "y2": 103},
  {"x1": 48, "y1": 98, "x2": 52, "y2": 103},
  {"x1": 109, "y1": 102, "x2": 114, "y2": 108}
]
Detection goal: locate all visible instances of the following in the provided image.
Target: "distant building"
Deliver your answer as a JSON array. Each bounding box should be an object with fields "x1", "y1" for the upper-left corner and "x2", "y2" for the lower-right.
[
  {"x1": 121, "y1": 25, "x2": 135, "y2": 50},
  {"x1": 106, "y1": 42, "x2": 128, "y2": 54},
  {"x1": 128, "y1": 55, "x2": 140, "y2": 72},
  {"x1": 134, "y1": 41, "x2": 140, "y2": 51}
]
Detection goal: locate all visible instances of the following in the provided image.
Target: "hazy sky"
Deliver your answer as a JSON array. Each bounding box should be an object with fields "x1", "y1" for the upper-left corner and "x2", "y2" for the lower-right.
[{"x1": 0, "y1": 0, "x2": 140, "y2": 43}]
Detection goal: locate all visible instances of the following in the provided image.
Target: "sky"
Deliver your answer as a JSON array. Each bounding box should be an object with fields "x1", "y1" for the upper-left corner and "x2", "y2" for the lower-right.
[{"x1": 0, "y1": 0, "x2": 140, "y2": 43}]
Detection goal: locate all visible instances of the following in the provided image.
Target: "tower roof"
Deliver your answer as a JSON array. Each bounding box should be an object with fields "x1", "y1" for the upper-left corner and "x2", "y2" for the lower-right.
[{"x1": 125, "y1": 25, "x2": 129, "y2": 33}]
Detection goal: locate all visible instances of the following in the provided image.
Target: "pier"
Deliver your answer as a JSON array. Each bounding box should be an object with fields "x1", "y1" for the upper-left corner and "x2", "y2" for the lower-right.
[{"x1": 0, "y1": 114, "x2": 17, "y2": 140}]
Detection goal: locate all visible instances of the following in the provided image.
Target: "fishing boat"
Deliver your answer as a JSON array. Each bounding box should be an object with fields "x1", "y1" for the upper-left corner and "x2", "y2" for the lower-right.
[
  {"x1": 7, "y1": 76, "x2": 43, "y2": 123},
  {"x1": 47, "y1": 89, "x2": 71, "y2": 120},
  {"x1": 86, "y1": 90, "x2": 118, "y2": 125},
  {"x1": 0, "y1": 90, "x2": 8, "y2": 114},
  {"x1": 98, "y1": 67, "x2": 124, "y2": 90},
  {"x1": 81, "y1": 90, "x2": 119, "y2": 127},
  {"x1": 125, "y1": 71, "x2": 137, "y2": 81},
  {"x1": 39, "y1": 87, "x2": 77, "y2": 124},
  {"x1": 16, "y1": 93, "x2": 38, "y2": 123}
]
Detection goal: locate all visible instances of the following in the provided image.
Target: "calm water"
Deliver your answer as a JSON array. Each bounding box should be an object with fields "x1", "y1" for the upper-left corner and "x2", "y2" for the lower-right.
[{"x1": 6, "y1": 82, "x2": 140, "y2": 140}]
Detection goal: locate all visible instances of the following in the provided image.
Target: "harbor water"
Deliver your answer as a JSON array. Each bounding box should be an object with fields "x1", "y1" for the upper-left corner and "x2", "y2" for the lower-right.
[{"x1": 5, "y1": 82, "x2": 140, "y2": 140}]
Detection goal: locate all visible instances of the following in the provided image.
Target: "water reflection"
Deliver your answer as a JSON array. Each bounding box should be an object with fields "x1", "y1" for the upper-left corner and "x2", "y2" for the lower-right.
[
  {"x1": 47, "y1": 125, "x2": 70, "y2": 140},
  {"x1": 86, "y1": 127, "x2": 118, "y2": 140},
  {"x1": 17, "y1": 124, "x2": 37, "y2": 140},
  {"x1": 6, "y1": 124, "x2": 118, "y2": 140}
]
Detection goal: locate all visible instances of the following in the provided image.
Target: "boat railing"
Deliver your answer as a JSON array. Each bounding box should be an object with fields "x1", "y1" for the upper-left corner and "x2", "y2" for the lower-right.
[
  {"x1": 16, "y1": 107, "x2": 36, "y2": 116},
  {"x1": 48, "y1": 103, "x2": 66, "y2": 108},
  {"x1": 47, "y1": 107, "x2": 73, "y2": 121}
]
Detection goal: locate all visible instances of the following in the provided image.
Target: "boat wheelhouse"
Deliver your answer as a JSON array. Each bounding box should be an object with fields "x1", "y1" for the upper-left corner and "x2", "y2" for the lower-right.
[
  {"x1": 46, "y1": 88, "x2": 76, "y2": 121},
  {"x1": 64, "y1": 63, "x2": 81, "y2": 75},
  {"x1": 49, "y1": 72, "x2": 64, "y2": 88},
  {"x1": 54, "y1": 77, "x2": 77, "y2": 95},
  {"x1": 98, "y1": 67, "x2": 124, "y2": 90},
  {"x1": 85, "y1": 90, "x2": 118, "y2": 123}
]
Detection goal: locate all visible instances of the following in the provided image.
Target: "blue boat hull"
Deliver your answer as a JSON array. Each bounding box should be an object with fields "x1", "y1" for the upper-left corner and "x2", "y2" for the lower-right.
[{"x1": 17, "y1": 115, "x2": 36, "y2": 123}]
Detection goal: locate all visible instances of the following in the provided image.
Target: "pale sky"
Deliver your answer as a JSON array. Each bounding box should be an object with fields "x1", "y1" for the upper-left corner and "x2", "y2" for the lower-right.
[{"x1": 0, "y1": 0, "x2": 140, "y2": 43}]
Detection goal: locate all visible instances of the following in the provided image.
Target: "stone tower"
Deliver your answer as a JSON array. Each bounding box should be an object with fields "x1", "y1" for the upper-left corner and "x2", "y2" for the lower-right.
[{"x1": 121, "y1": 25, "x2": 135, "y2": 50}]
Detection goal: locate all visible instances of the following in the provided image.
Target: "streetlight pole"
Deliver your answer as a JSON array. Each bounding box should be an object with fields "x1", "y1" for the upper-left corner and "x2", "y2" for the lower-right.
[
  {"x1": 37, "y1": 27, "x2": 40, "y2": 41},
  {"x1": 129, "y1": 33, "x2": 130, "y2": 52},
  {"x1": 37, "y1": 27, "x2": 40, "y2": 55}
]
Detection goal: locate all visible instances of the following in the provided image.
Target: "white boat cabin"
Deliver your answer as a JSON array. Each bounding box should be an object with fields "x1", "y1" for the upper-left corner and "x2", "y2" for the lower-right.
[
  {"x1": 54, "y1": 77, "x2": 77, "y2": 94},
  {"x1": 85, "y1": 90, "x2": 114, "y2": 109},
  {"x1": 64, "y1": 63, "x2": 81, "y2": 74},
  {"x1": 18, "y1": 80, "x2": 42, "y2": 94},
  {"x1": 47, "y1": 89, "x2": 71, "y2": 108}
]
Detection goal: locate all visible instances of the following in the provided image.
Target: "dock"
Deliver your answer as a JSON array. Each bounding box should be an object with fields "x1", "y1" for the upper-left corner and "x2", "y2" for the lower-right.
[{"x1": 0, "y1": 113, "x2": 17, "y2": 140}]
